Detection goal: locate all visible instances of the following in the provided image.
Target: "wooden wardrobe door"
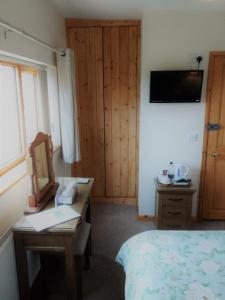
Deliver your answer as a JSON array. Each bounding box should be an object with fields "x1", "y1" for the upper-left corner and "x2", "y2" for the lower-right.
[
  {"x1": 202, "y1": 53, "x2": 225, "y2": 219},
  {"x1": 103, "y1": 26, "x2": 139, "y2": 198},
  {"x1": 68, "y1": 27, "x2": 105, "y2": 196}
]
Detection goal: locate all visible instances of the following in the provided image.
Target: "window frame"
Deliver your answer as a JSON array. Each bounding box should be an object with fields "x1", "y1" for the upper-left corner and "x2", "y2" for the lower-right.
[{"x1": 0, "y1": 60, "x2": 38, "y2": 176}]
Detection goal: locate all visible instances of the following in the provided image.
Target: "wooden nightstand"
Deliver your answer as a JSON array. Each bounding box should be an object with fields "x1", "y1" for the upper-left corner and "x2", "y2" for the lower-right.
[{"x1": 155, "y1": 179, "x2": 196, "y2": 229}]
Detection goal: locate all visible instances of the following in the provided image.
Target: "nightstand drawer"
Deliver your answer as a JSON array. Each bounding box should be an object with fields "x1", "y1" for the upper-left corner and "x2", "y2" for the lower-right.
[
  {"x1": 161, "y1": 219, "x2": 186, "y2": 230},
  {"x1": 162, "y1": 207, "x2": 187, "y2": 219},
  {"x1": 163, "y1": 194, "x2": 191, "y2": 207}
]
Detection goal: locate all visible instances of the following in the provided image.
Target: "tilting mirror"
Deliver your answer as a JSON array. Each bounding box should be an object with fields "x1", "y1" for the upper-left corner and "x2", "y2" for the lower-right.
[
  {"x1": 34, "y1": 142, "x2": 50, "y2": 191},
  {"x1": 25, "y1": 132, "x2": 58, "y2": 213}
]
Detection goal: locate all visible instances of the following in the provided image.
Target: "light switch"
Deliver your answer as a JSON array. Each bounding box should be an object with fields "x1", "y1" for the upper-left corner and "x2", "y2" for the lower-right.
[{"x1": 187, "y1": 133, "x2": 199, "y2": 143}]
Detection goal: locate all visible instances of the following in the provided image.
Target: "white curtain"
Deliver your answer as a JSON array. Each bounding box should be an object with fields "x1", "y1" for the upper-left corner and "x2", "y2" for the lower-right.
[
  {"x1": 56, "y1": 48, "x2": 80, "y2": 163},
  {"x1": 47, "y1": 67, "x2": 61, "y2": 148},
  {"x1": 36, "y1": 69, "x2": 50, "y2": 135}
]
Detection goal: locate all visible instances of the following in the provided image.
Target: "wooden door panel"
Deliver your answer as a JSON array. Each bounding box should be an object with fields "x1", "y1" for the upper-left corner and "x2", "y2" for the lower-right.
[
  {"x1": 128, "y1": 27, "x2": 138, "y2": 197},
  {"x1": 205, "y1": 157, "x2": 225, "y2": 217},
  {"x1": 217, "y1": 67, "x2": 225, "y2": 149},
  {"x1": 103, "y1": 26, "x2": 138, "y2": 198},
  {"x1": 202, "y1": 53, "x2": 225, "y2": 219},
  {"x1": 68, "y1": 27, "x2": 105, "y2": 196},
  {"x1": 120, "y1": 27, "x2": 129, "y2": 197},
  {"x1": 67, "y1": 23, "x2": 139, "y2": 200},
  {"x1": 213, "y1": 158, "x2": 225, "y2": 210},
  {"x1": 208, "y1": 58, "x2": 225, "y2": 151}
]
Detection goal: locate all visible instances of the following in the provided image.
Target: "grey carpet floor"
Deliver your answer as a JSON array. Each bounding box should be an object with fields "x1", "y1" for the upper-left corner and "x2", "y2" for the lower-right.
[{"x1": 33, "y1": 203, "x2": 225, "y2": 300}]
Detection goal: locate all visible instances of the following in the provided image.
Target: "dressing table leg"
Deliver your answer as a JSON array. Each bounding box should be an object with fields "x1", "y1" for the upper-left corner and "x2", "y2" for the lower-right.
[
  {"x1": 85, "y1": 234, "x2": 91, "y2": 270},
  {"x1": 65, "y1": 237, "x2": 77, "y2": 300},
  {"x1": 14, "y1": 233, "x2": 31, "y2": 300}
]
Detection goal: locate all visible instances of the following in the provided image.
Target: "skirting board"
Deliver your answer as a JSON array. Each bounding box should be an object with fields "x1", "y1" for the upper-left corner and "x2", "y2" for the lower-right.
[
  {"x1": 138, "y1": 215, "x2": 198, "y2": 223},
  {"x1": 93, "y1": 197, "x2": 136, "y2": 205},
  {"x1": 137, "y1": 215, "x2": 155, "y2": 222}
]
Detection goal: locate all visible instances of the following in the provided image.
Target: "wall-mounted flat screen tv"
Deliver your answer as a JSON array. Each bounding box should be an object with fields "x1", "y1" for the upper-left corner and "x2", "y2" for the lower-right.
[{"x1": 150, "y1": 70, "x2": 204, "y2": 103}]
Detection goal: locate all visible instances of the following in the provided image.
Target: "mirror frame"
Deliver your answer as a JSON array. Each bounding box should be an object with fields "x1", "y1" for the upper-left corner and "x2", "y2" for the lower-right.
[{"x1": 25, "y1": 132, "x2": 59, "y2": 213}]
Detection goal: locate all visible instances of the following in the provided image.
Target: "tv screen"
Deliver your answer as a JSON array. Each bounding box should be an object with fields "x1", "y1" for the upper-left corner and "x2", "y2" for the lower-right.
[{"x1": 150, "y1": 70, "x2": 204, "y2": 103}]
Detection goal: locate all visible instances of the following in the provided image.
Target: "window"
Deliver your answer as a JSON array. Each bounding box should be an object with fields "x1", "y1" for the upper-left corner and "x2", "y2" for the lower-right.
[
  {"x1": 21, "y1": 69, "x2": 39, "y2": 145},
  {"x1": 0, "y1": 60, "x2": 62, "y2": 193},
  {"x1": 0, "y1": 62, "x2": 38, "y2": 175},
  {"x1": 0, "y1": 63, "x2": 25, "y2": 174}
]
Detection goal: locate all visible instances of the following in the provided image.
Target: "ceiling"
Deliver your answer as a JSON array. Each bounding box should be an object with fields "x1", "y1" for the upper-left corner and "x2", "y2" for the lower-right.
[{"x1": 49, "y1": 0, "x2": 225, "y2": 19}]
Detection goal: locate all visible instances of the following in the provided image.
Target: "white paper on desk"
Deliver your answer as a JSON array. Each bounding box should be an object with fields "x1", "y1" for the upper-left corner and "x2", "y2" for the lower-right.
[{"x1": 25, "y1": 205, "x2": 80, "y2": 232}]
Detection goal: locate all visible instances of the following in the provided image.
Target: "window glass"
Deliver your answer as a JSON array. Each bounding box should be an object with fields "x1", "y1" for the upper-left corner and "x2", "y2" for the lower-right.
[
  {"x1": 0, "y1": 60, "x2": 61, "y2": 180},
  {"x1": 0, "y1": 64, "x2": 24, "y2": 169},
  {"x1": 21, "y1": 71, "x2": 39, "y2": 145}
]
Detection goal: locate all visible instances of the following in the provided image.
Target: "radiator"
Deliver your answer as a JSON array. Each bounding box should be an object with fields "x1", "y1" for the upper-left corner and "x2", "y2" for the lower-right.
[
  {"x1": 0, "y1": 232, "x2": 41, "y2": 300},
  {"x1": 0, "y1": 233, "x2": 19, "y2": 300}
]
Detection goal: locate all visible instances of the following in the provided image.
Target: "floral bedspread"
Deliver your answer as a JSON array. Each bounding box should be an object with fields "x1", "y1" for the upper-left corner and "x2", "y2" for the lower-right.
[{"x1": 116, "y1": 230, "x2": 225, "y2": 300}]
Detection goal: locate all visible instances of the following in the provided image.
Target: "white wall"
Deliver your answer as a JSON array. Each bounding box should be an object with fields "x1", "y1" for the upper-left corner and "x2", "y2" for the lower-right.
[
  {"x1": 0, "y1": 0, "x2": 70, "y2": 238},
  {"x1": 0, "y1": 0, "x2": 66, "y2": 65},
  {"x1": 139, "y1": 10, "x2": 225, "y2": 216}
]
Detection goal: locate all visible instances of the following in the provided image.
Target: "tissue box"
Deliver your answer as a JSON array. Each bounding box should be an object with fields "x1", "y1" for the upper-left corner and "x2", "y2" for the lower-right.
[{"x1": 55, "y1": 178, "x2": 78, "y2": 205}]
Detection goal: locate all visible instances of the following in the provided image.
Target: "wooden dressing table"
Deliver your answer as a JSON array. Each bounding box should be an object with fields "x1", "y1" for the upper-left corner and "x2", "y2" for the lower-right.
[{"x1": 13, "y1": 178, "x2": 94, "y2": 300}]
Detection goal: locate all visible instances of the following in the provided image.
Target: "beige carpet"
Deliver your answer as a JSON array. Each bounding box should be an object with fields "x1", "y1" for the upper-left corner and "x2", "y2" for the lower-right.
[{"x1": 32, "y1": 203, "x2": 225, "y2": 300}]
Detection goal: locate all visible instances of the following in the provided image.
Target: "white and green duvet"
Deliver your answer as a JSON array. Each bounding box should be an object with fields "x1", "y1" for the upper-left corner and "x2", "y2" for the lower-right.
[{"x1": 116, "y1": 230, "x2": 225, "y2": 300}]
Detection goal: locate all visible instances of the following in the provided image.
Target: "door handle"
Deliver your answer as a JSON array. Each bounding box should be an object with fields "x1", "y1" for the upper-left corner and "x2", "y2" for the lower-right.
[
  {"x1": 210, "y1": 152, "x2": 219, "y2": 157},
  {"x1": 168, "y1": 211, "x2": 182, "y2": 216},
  {"x1": 168, "y1": 198, "x2": 183, "y2": 201}
]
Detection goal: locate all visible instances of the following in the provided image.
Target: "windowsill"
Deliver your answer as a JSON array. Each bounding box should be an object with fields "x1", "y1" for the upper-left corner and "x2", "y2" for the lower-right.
[
  {"x1": 0, "y1": 156, "x2": 25, "y2": 176},
  {"x1": 0, "y1": 160, "x2": 28, "y2": 196},
  {"x1": 0, "y1": 145, "x2": 62, "y2": 196}
]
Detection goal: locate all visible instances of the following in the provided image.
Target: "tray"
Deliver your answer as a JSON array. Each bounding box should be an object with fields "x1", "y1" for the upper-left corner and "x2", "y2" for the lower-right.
[{"x1": 156, "y1": 178, "x2": 191, "y2": 188}]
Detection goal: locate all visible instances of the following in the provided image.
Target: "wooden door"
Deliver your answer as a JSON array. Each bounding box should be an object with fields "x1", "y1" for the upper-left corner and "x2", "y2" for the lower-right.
[
  {"x1": 201, "y1": 53, "x2": 225, "y2": 219},
  {"x1": 103, "y1": 26, "x2": 139, "y2": 199},
  {"x1": 68, "y1": 27, "x2": 105, "y2": 196}
]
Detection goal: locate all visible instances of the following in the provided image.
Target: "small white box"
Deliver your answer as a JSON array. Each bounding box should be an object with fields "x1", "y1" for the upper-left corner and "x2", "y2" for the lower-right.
[{"x1": 55, "y1": 178, "x2": 78, "y2": 205}]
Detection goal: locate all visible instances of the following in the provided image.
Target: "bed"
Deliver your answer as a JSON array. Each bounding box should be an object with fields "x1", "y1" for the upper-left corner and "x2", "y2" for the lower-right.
[{"x1": 116, "y1": 230, "x2": 225, "y2": 300}]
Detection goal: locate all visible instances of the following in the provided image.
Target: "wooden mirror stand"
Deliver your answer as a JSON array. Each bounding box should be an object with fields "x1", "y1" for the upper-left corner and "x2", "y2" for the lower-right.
[{"x1": 25, "y1": 132, "x2": 59, "y2": 214}]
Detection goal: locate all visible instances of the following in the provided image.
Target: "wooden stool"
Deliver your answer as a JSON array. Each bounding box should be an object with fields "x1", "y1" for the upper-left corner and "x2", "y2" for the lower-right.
[
  {"x1": 39, "y1": 222, "x2": 91, "y2": 300},
  {"x1": 74, "y1": 222, "x2": 91, "y2": 300}
]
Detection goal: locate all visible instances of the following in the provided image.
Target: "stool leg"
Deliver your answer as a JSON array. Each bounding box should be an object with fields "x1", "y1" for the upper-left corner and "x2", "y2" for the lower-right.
[
  {"x1": 75, "y1": 256, "x2": 83, "y2": 300},
  {"x1": 85, "y1": 236, "x2": 91, "y2": 270},
  {"x1": 86, "y1": 202, "x2": 92, "y2": 256},
  {"x1": 40, "y1": 255, "x2": 48, "y2": 298}
]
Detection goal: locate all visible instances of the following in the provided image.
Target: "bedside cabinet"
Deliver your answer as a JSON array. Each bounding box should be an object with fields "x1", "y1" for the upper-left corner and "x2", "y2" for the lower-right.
[{"x1": 155, "y1": 179, "x2": 196, "y2": 229}]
